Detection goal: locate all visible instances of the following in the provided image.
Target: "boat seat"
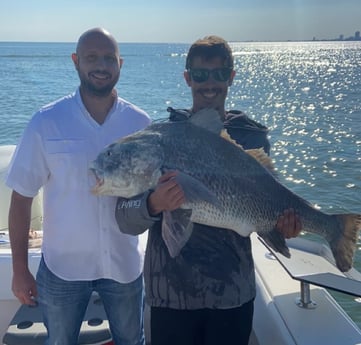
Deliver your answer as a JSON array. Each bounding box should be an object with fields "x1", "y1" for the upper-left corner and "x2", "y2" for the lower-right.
[{"x1": 2, "y1": 293, "x2": 112, "y2": 345}]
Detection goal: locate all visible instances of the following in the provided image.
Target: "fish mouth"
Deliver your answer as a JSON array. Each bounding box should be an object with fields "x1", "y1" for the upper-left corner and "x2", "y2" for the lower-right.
[{"x1": 90, "y1": 169, "x2": 105, "y2": 194}]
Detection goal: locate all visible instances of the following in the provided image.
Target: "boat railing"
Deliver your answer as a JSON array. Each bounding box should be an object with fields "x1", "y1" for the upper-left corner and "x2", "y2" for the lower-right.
[{"x1": 258, "y1": 235, "x2": 361, "y2": 306}]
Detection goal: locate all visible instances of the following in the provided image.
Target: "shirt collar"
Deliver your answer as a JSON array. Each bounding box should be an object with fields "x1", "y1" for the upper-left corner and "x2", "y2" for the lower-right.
[{"x1": 75, "y1": 88, "x2": 118, "y2": 125}]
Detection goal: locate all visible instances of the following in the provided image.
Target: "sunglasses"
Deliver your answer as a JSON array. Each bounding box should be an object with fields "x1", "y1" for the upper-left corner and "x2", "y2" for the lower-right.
[{"x1": 187, "y1": 67, "x2": 232, "y2": 83}]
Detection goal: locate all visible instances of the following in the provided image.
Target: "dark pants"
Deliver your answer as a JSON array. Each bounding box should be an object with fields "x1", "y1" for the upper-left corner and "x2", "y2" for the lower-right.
[{"x1": 151, "y1": 299, "x2": 254, "y2": 345}]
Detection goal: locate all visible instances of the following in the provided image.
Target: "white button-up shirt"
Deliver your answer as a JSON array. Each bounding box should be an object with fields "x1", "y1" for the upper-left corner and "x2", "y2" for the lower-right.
[{"x1": 6, "y1": 89, "x2": 151, "y2": 283}]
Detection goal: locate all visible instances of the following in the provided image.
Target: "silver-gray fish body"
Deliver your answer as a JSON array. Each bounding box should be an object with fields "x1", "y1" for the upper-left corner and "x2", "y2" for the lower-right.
[{"x1": 91, "y1": 118, "x2": 361, "y2": 272}]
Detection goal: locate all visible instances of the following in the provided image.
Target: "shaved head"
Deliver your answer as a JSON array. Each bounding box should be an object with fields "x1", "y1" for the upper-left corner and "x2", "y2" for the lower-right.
[
  {"x1": 72, "y1": 27, "x2": 122, "y2": 98},
  {"x1": 76, "y1": 27, "x2": 119, "y2": 56}
]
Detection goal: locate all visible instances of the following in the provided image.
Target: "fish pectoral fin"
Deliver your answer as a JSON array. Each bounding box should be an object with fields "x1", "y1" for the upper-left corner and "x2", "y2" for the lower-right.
[
  {"x1": 162, "y1": 209, "x2": 194, "y2": 258},
  {"x1": 173, "y1": 172, "x2": 220, "y2": 207},
  {"x1": 258, "y1": 229, "x2": 291, "y2": 258}
]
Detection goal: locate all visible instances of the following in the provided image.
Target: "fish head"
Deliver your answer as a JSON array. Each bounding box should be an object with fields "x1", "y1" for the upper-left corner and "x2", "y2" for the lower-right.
[{"x1": 90, "y1": 135, "x2": 163, "y2": 197}]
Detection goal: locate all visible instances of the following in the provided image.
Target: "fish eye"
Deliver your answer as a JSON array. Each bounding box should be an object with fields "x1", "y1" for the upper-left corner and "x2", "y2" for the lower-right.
[{"x1": 106, "y1": 150, "x2": 112, "y2": 157}]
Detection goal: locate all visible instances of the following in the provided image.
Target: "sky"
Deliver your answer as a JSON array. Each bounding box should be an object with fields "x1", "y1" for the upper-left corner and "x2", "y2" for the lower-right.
[{"x1": 0, "y1": 0, "x2": 360, "y2": 43}]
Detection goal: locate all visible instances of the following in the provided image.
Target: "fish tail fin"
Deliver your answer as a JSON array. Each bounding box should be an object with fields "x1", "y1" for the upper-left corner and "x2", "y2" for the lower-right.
[
  {"x1": 330, "y1": 214, "x2": 361, "y2": 272},
  {"x1": 258, "y1": 229, "x2": 291, "y2": 258}
]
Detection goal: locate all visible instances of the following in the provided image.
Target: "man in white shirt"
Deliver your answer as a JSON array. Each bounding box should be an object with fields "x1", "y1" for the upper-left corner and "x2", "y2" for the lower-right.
[{"x1": 6, "y1": 27, "x2": 151, "y2": 345}]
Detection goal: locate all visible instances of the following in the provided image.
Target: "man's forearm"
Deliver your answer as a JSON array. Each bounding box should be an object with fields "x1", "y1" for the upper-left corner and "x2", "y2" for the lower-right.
[
  {"x1": 8, "y1": 191, "x2": 33, "y2": 274},
  {"x1": 115, "y1": 190, "x2": 160, "y2": 235}
]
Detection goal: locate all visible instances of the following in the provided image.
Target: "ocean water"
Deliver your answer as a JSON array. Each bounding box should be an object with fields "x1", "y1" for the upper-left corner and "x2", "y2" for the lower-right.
[{"x1": 0, "y1": 41, "x2": 360, "y2": 325}]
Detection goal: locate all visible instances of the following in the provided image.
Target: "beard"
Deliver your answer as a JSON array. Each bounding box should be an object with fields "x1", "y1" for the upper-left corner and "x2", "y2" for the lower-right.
[{"x1": 78, "y1": 70, "x2": 120, "y2": 97}]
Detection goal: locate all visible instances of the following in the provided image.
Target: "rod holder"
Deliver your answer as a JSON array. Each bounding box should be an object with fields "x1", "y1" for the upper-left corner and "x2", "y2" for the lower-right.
[{"x1": 295, "y1": 281, "x2": 317, "y2": 309}]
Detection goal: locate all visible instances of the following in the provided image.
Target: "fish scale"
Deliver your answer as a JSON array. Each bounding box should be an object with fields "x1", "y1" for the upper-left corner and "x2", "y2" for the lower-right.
[{"x1": 91, "y1": 109, "x2": 361, "y2": 273}]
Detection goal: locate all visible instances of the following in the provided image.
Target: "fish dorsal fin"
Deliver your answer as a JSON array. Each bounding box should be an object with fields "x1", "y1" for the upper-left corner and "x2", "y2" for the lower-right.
[
  {"x1": 220, "y1": 128, "x2": 244, "y2": 149},
  {"x1": 189, "y1": 108, "x2": 224, "y2": 134},
  {"x1": 221, "y1": 128, "x2": 277, "y2": 176},
  {"x1": 192, "y1": 113, "x2": 276, "y2": 176},
  {"x1": 245, "y1": 148, "x2": 277, "y2": 176}
]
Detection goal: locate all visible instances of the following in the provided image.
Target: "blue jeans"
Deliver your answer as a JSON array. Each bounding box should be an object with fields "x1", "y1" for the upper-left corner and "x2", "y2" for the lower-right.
[{"x1": 36, "y1": 257, "x2": 145, "y2": 345}]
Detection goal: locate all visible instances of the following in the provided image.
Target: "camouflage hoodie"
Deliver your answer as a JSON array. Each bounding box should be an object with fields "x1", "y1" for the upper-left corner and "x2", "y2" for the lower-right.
[{"x1": 116, "y1": 108, "x2": 270, "y2": 309}]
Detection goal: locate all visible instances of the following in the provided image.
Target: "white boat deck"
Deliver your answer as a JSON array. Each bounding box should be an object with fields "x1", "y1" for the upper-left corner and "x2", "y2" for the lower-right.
[
  {"x1": 2, "y1": 235, "x2": 361, "y2": 345},
  {"x1": 251, "y1": 233, "x2": 361, "y2": 345}
]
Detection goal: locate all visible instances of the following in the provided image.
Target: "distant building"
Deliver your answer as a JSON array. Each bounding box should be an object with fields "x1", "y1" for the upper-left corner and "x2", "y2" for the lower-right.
[
  {"x1": 338, "y1": 31, "x2": 361, "y2": 41},
  {"x1": 311, "y1": 30, "x2": 360, "y2": 41}
]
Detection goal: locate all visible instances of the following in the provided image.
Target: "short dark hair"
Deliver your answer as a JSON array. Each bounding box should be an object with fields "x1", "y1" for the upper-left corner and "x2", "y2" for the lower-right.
[{"x1": 185, "y1": 35, "x2": 234, "y2": 70}]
